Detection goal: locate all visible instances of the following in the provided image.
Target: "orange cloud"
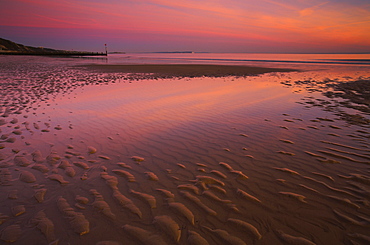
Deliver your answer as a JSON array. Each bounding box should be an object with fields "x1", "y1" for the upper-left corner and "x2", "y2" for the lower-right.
[
  {"x1": 299, "y1": 2, "x2": 328, "y2": 16},
  {"x1": 1, "y1": 0, "x2": 369, "y2": 52}
]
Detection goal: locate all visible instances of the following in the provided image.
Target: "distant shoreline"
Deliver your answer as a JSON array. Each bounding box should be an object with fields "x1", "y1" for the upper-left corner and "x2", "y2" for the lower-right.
[
  {"x1": 0, "y1": 37, "x2": 107, "y2": 57},
  {"x1": 0, "y1": 51, "x2": 107, "y2": 56}
]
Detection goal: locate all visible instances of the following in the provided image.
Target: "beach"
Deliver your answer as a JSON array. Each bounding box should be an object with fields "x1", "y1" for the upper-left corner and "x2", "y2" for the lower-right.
[
  {"x1": 0, "y1": 55, "x2": 369, "y2": 245},
  {"x1": 82, "y1": 64, "x2": 297, "y2": 78}
]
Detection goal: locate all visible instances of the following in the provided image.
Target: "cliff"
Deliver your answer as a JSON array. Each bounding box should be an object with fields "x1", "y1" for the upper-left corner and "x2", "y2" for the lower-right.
[
  {"x1": 0, "y1": 38, "x2": 57, "y2": 52},
  {"x1": 0, "y1": 38, "x2": 106, "y2": 56}
]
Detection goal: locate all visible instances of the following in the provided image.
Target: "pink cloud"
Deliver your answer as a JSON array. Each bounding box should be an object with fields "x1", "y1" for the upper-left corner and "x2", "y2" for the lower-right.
[{"x1": 1, "y1": 0, "x2": 369, "y2": 52}]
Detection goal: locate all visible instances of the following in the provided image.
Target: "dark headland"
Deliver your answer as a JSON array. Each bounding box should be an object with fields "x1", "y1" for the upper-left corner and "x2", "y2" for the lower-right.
[{"x1": 0, "y1": 38, "x2": 106, "y2": 56}]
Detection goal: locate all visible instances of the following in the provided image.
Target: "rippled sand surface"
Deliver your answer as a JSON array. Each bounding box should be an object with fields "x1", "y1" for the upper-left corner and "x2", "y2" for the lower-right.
[{"x1": 0, "y1": 56, "x2": 369, "y2": 245}]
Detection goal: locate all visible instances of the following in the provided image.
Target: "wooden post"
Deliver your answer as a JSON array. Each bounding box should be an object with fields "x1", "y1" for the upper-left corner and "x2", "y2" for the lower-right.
[{"x1": 105, "y1": 44, "x2": 107, "y2": 55}]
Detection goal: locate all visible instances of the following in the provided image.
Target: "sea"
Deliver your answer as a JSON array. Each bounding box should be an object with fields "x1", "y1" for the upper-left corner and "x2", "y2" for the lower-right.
[
  {"x1": 1, "y1": 52, "x2": 370, "y2": 70},
  {"x1": 93, "y1": 52, "x2": 370, "y2": 67}
]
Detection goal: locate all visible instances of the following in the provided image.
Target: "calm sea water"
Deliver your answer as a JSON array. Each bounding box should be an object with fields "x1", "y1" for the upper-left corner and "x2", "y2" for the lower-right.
[
  {"x1": 1, "y1": 53, "x2": 369, "y2": 69},
  {"x1": 105, "y1": 52, "x2": 370, "y2": 66}
]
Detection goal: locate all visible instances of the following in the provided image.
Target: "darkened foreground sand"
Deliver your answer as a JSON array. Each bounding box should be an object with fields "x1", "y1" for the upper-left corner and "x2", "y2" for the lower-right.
[
  {"x1": 82, "y1": 64, "x2": 297, "y2": 78},
  {"x1": 0, "y1": 57, "x2": 370, "y2": 245}
]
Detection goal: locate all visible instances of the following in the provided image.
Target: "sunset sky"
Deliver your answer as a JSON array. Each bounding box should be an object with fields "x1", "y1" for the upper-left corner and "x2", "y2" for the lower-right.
[{"x1": 1, "y1": 0, "x2": 370, "y2": 53}]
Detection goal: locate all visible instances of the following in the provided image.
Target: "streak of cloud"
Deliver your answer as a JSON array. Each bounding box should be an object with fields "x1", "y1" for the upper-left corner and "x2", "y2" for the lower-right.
[{"x1": 1, "y1": 0, "x2": 369, "y2": 52}]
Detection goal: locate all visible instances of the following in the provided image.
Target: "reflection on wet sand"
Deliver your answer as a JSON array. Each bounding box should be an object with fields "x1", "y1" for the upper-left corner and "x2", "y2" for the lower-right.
[{"x1": 0, "y1": 59, "x2": 369, "y2": 244}]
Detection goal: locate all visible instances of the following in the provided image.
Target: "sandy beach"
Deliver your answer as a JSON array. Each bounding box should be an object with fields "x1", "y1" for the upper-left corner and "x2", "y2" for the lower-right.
[
  {"x1": 0, "y1": 56, "x2": 369, "y2": 245},
  {"x1": 82, "y1": 64, "x2": 297, "y2": 79}
]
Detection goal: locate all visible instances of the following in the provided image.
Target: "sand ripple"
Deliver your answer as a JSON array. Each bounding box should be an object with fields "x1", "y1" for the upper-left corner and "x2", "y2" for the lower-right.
[{"x1": 0, "y1": 58, "x2": 369, "y2": 244}]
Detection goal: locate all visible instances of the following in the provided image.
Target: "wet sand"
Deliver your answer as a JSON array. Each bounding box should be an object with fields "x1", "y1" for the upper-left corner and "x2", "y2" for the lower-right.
[
  {"x1": 0, "y1": 58, "x2": 370, "y2": 245},
  {"x1": 82, "y1": 64, "x2": 297, "y2": 79}
]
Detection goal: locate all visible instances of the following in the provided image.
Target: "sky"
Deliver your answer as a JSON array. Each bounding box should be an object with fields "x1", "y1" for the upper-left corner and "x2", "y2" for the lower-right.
[{"x1": 1, "y1": 0, "x2": 370, "y2": 53}]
